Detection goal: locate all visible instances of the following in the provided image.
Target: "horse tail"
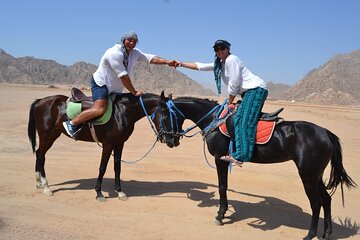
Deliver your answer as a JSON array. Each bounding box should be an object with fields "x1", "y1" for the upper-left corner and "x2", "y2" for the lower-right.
[
  {"x1": 326, "y1": 129, "x2": 357, "y2": 205},
  {"x1": 28, "y1": 99, "x2": 41, "y2": 153}
]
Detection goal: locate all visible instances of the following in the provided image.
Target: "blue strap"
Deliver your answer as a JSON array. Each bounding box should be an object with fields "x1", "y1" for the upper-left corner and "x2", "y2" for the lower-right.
[
  {"x1": 215, "y1": 98, "x2": 229, "y2": 120},
  {"x1": 139, "y1": 96, "x2": 158, "y2": 135},
  {"x1": 201, "y1": 98, "x2": 229, "y2": 134},
  {"x1": 182, "y1": 98, "x2": 229, "y2": 136},
  {"x1": 163, "y1": 98, "x2": 230, "y2": 138},
  {"x1": 228, "y1": 140, "x2": 234, "y2": 173}
]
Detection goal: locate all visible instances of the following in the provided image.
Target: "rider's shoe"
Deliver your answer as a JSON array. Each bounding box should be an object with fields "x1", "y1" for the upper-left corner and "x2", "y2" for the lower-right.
[{"x1": 62, "y1": 120, "x2": 81, "y2": 139}]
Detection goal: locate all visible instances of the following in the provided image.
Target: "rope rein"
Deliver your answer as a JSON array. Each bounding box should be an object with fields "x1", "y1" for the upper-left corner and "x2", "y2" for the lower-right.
[
  {"x1": 164, "y1": 98, "x2": 229, "y2": 138},
  {"x1": 94, "y1": 96, "x2": 161, "y2": 164},
  {"x1": 119, "y1": 96, "x2": 161, "y2": 164},
  {"x1": 162, "y1": 98, "x2": 238, "y2": 169}
]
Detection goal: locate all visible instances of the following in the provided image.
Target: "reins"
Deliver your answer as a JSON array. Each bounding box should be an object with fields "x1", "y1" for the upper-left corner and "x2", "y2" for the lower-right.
[
  {"x1": 94, "y1": 96, "x2": 162, "y2": 164},
  {"x1": 163, "y1": 98, "x2": 229, "y2": 138},
  {"x1": 119, "y1": 96, "x2": 162, "y2": 164},
  {"x1": 139, "y1": 95, "x2": 159, "y2": 136},
  {"x1": 160, "y1": 98, "x2": 234, "y2": 169}
]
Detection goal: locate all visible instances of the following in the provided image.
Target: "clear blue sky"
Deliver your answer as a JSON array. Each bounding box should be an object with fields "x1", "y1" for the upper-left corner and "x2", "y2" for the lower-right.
[{"x1": 1, "y1": 0, "x2": 359, "y2": 91}]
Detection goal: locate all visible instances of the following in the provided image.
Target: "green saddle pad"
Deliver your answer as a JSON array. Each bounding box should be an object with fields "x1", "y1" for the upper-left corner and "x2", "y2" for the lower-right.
[{"x1": 66, "y1": 97, "x2": 112, "y2": 125}]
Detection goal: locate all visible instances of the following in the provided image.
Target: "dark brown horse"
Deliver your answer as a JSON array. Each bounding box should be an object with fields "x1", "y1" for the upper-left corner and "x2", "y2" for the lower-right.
[
  {"x1": 28, "y1": 91, "x2": 160, "y2": 201},
  {"x1": 154, "y1": 94, "x2": 356, "y2": 240}
]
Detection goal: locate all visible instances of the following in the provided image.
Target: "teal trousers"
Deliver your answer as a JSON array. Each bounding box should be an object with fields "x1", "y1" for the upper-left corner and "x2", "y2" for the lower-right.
[{"x1": 232, "y1": 87, "x2": 268, "y2": 162}]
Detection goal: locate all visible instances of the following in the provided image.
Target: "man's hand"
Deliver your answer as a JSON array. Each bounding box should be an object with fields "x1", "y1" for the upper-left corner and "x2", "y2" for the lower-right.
[
  {"x1": 168, "y1": 60, "x2": 181, "y2": 68},
  {"x1": 133, "y1": 90, "x2": 143, "y2": 97},
  {"x1": 228, "y1": 94, "x2": 236, "y2": 105}
]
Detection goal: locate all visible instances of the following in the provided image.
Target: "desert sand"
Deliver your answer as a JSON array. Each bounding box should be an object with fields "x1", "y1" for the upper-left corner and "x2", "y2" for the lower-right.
[{"x1": 0, "y1": 83, "x2": 359, "y2": 240}]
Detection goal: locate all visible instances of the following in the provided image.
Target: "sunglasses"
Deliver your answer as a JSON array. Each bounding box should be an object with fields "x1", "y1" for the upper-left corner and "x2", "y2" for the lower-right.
[
  {"x1": 126, "y1": 38, "x2": 137, "y2": 43},
  {"x1": 215, "y1": 46, "x2": 227, "y2": 52}
]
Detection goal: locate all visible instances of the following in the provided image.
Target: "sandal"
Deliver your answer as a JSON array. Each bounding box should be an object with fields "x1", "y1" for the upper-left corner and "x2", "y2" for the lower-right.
[{"x1": 220, "y1": 155, "x2": 243, "y2": 167}]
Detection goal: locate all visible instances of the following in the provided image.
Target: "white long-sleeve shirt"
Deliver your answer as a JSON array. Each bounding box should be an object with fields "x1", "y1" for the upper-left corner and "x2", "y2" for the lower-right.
[
  {"x1": 195, "y1": 54, "x2": 267, "y2": 96},
  {"x1": 93, "y1": 44, "x2": 155, "y2": 94}
]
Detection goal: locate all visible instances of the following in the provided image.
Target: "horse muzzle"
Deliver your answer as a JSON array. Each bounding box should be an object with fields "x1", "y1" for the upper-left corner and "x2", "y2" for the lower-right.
[
  {"x1": 158, "y1": 131, "x2": 180, "y2": 148},
  {"x1": 165, "y1": 137, "x2": 180, "y2": 148}
]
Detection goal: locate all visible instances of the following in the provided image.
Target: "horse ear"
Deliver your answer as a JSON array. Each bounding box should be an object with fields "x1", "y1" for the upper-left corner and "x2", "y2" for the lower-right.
[
  {"x1": 168, "y1": 93, "x2": 173, "y2": 100},
  {"x1": 160, "y1": 90, "x2": 166, "y2": 101}
]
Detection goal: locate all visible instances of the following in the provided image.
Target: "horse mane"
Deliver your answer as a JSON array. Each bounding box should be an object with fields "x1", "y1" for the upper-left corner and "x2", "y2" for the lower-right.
[
  {"x1": 114, "y1": 93, "x2": 159, "y2": 104},
  {"x1": 175, "y1": 96, "x2": 219, "y2": 107}
]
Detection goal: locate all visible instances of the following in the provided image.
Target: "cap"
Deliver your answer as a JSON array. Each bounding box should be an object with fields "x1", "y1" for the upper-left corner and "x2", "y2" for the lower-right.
[{"x1": 213, "y1": 39, "x2": 231, "y2": 49}]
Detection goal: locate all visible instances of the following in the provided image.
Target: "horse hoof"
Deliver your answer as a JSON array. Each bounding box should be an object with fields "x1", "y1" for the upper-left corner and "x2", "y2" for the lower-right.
[
  {"x1": 213, "y1": 218, "x2": 223, "y2": 226},
  {"x1": 303, "y1": 235, "x2": 315, "y2": 240},
  {"x1": 96, "y1": 196, "x2": 106, "y2": 202},
  {"x1": 117, "y1": 192, "x2": 128, "y2": 201},
  {"x1": 36, "y1": 183, "x2": 43, "y2": 189},
  {"x1": 43, "y1": 189, "x2": 53, "y2": 196}
]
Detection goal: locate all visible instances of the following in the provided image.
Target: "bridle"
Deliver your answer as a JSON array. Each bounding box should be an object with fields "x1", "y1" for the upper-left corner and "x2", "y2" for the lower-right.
[{"x1": 155, "y1": 98, "x2": 230, "y2": 139}]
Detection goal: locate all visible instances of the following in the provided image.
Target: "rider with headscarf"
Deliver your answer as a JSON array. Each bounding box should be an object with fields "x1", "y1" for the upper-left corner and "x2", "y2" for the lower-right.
[
  {"x1": 63, "y1": 31, "x2": 178, "y2": 138},
  {"x1": 178, "y1": 39, "x2": 268, "y2": 164}
]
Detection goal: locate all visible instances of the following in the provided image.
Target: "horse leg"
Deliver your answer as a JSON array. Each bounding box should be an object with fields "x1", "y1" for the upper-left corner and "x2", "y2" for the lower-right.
[
  {"x1": 35, "y1": 150, "x2": 51, "y2": 195},
  {"x1": 95, "y1": 144, "x2": 113, "y2": 202},
  {"x1": 214, "y1": 157, "x2": 229, "y2": 225},
  {"x1": 319, "y1": 182, "x2": 332, "y2": 240},
  {"x1": 301, "y1": 177, "x2": 322, "y2": 240},
  {"x1": 113, "y1": 143, "x2": 127, "y2": 201},
  {"x1": 35, "y1": 130, "x2": 61, "y2": 196}
]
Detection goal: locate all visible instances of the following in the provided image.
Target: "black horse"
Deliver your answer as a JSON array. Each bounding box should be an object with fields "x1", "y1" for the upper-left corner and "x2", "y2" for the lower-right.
[
  {"x1": 154, "y1": 94, "x2": 356, "y2": 240},
  {"x1": 28, "y1": 90, "x2": 161, "y2": 201}
]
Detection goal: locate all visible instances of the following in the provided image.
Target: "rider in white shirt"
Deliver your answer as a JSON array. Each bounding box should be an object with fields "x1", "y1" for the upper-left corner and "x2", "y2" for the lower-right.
[
  {"x1": 63, "y1": 31, "x2": 178, "y2": 138},
  {"x1": 178, "y1": 39, "x2": 268, "y2": 164}
]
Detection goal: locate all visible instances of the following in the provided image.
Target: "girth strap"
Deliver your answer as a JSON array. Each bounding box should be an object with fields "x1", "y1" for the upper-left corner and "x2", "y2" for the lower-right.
[{"x1": 88, "y1": 123, "x2": 99, "y2": 143}]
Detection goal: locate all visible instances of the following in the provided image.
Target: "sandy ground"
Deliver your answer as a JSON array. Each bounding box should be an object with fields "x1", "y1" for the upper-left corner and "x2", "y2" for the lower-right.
[{"x1": 0, "y1": 83, "x2": 359, "y2": 240}]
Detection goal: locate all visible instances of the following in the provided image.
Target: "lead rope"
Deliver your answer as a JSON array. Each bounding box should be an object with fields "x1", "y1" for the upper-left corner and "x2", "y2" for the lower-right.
[
  {"x1": 94, "y1": 96, "x2": 161, "y2": 164},
  {"x1": 120, "y1": 96, "x2": 160, "y2": 164},
  {"x1": 203, "y1": 139, "x2": 216, "y2": 169},
  {"x1": 120, "y1": 137, "x2": 159, "y2": 164},
  {"x1": 139, "y1": 95, "x2": 159, "y2": 136}
]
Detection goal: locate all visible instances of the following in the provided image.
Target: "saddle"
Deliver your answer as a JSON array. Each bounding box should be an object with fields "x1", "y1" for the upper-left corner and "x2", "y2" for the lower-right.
[
  {"x1": 70, "y1": 87, "x2": 94, "y2": 111},
  {"x1": 66, "y1": 87, "x2": 113, "y2": 125},
  {"x1": 219, "y1": 104, "x2": 283, "y2": 144}
]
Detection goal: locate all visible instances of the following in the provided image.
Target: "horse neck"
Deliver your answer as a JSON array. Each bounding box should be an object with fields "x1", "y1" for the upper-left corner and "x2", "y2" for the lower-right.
[
  {"x1": 175, "y1": 100, "x2": 218, "y2": 130},
  {"x1": 130, "y1": 97, "x2": 159, "y2": 123}
]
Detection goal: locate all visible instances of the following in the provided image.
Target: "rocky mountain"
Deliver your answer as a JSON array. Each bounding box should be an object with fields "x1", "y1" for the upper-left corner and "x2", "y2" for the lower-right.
[
  {"x1": 266, "y1": 81, "x2": 291, "y2": 100},
  {"x1": 0, "y1": 49, "x2": 214, "y2": 96},
  {"x1": 2, "y1": 48, "x2": 359, "y2": 105},
  {"x1": 282, "y1": 50, "x2": 360, "y2": 105},
  {"x1": 132, "y1": 63, "x2": 214, "y2": 96}
]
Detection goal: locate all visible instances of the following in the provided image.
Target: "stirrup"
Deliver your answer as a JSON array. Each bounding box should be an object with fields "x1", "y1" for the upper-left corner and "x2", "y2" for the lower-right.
[{"x1": 220, "y1": 155, "x2": 243, "y2": 167}]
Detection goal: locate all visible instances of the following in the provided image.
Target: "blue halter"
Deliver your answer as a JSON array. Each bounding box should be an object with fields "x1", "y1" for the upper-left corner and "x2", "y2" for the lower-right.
[{"x1": 157, "y1": 98, "x2": 229, "y2": 138}]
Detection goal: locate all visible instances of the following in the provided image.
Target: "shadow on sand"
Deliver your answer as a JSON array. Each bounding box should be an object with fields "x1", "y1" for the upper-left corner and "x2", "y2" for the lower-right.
[{"x1": 52, "y1": 178, "x2": 359, "y2": 239}]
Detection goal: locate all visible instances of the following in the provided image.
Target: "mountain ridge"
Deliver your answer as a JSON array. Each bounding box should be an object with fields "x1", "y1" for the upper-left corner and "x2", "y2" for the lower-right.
[
  {"x1": 0, "y1": 48, "x2": 214, "y2": 96},
  {"x1": 282, "y1": 49, "x2": 360, "y2": 105},
  {"x1": 1, "y1": 48, "x2": 359, "y2": 105}
]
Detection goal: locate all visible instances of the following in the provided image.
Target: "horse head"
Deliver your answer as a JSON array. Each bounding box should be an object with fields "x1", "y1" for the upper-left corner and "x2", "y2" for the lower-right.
[{"x1": 152, "y1": 91, "x2": 183, "y2": 148}]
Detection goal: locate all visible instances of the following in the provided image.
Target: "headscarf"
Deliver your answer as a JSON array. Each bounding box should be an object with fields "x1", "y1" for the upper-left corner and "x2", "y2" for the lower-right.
[
  {"x1": 213, "y1": 56, "x2": 222, "y2": 95},
  {"x1": 119, "y1": 31, "x2": 139, "y2": 70},
  {"x1": 212, "y1": 40, "x2": 231, "y2": 95}
]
